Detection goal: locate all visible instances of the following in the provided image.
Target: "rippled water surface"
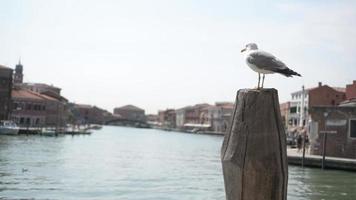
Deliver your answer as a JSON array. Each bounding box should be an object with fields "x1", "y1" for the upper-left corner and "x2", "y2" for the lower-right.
[{"x1": 1, "y1": 126, "x2": 356, "y2": 200}]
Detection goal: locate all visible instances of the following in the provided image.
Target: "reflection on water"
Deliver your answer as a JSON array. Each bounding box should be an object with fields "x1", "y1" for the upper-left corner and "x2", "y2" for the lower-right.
[{"x1": 1, "y1": 126, "x2": 356, "y2": 200}]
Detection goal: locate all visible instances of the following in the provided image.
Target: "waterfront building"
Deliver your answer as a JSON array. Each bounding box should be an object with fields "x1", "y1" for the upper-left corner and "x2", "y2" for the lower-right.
[
  {"x1": 280, "y1": 102, "x2": 290, "y2": 128},
  {"x1": 309, "y1": 105, "x2": 356, "y2": 159},
  {"x1": 176, "y1": 103, "x2": 211, "y2": 129},
  {"x1": 201, "y1": 102, "x2": 234, "y2": 133},
  {"x1": 10, "y1": 87, "x2": 65, "y2": 127},
  {"x1": 0, "y1": 65, "x2": 13, "y2": 120},
  {"x1": 288, "y1": 82, "x2": 346, "y2": 129},
  {"x1": 70, "y1": 104, "x2": 113, "y2": 125},
  {"x1": 215, "y1": 102, "x2": 234, "y2": 124},
  {"x1": 158, "y1": 109, "x2": 176, "y2": 128},
  {"x1": 18, "y1": 83, "x2": 61, "y2": 95},
  {"x1": 13, "y1": 60, "x2": 23, "y2": 84},
  {"x1": 113, "y1": 105, "x2": 146, "y2": 122},
  {"x1": 346, "y1": 81, "x2": 356, "y2": 100},
  {"x1": 175, "y1": 103, "x2": 233, "y2": 133},
  {"x1": 147, "y1": 114, "x2": 159, "y2": 122}
]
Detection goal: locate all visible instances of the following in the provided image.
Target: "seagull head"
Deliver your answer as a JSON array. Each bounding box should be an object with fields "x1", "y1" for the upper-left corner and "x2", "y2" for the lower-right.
[{"x1": 241, "y1": 43, "x2": 258, "y2": 53}]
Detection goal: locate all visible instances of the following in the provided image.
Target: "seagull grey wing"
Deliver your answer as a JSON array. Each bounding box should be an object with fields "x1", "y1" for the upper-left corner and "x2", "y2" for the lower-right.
[{"x1": 247, "y1": 51, "x2": 301, "y2": 77}]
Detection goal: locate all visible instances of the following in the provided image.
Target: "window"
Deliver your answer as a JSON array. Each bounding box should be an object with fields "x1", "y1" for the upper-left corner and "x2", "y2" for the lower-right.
[
  {"x1": 350, "y1": 119, "x2": 356, "y2": 138},
  {"x1": 290, "y1": 107, "x2": 297, "y2": 113},
  {"x1": 13, "y1": 103, "x2": 18, "y2": 110}
]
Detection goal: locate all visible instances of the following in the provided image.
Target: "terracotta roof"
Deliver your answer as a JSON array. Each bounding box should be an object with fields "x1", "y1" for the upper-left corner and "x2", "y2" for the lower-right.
[
  {"x1": 21, "y1": 82, "x2": 61, "y2": 90},
  {"x1": 115, "y1": 105, "x2": 144, "y2": 111},
  {"x1": 12, "y1": 88, "x2": 59, "y2": 101},
  {"x1": 40, "y1": 90, "x2": 68, "y2": 102},
  {"x1": 74, "y1": 104, "x2": 93, "y2": 109},
  {"x1": 332, "y1": 87, "x2": 346, "y2": 93},
  {"x1": 292, "y1": 85, "x2": 346, "y2": 94}
]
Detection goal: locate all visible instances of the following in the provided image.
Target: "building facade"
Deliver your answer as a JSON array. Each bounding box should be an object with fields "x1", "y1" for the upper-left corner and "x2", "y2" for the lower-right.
[
  {"x1": 288, "y1": 82, "x2": 346, "y2": 128},
  {"x1": 279, "y1": 102, "x2": 290, "y2": 128},
  {"x1": 0, "y1": 65, "x2": 13, "y2": 120},
  {"x1": 175, "y1": 102, "x2": 233, "y2": 133},
  {"x1": 70, "y1": 104, "x2": 113, "y2": 125},
  {"x1": 309, "y1": 106, "x2": 356, "y2": 159},
  {"x1": 10, "y1": 88, "x2": 65, "y2": 127},
  {"x1": 346, "y1": 81, "x2": 356, "y2": 100},
  {"x1": 175, "y1": 104, "x2": 211, "y2": 129},
  {"x1": 201, "y1": 102, "x2": 234, "y2": 133},
  {"x1": 158, "y1": 109, "x2": 176, "y2": 128}
]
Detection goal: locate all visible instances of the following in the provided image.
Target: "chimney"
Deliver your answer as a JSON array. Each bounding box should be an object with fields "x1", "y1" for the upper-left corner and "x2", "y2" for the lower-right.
[{"x1": 318, "y1": 82, "x2": 322, "y2": 87}]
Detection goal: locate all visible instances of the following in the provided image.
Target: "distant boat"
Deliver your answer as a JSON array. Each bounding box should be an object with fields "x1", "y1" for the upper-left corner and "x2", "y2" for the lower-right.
[
  {"x1": 88, "y1": 124, "x2": 102, "y2": 130},
  {"x1": 41, "y1": 129, "x2": 58, "y2": 137},
  {"x1": 0, "y1": 120, "x2": 19, "y2": 135}
]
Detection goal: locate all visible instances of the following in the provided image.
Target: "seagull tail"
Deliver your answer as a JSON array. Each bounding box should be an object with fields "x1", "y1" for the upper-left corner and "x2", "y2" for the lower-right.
[{"x1": 278, "y1": 68, "x2": 302, "y2": 77}]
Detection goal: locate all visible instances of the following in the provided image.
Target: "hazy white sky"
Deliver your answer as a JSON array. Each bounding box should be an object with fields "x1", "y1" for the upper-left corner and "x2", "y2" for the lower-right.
[{"x1": 1, "y1": 0, "x2": 355, "y2": 114}]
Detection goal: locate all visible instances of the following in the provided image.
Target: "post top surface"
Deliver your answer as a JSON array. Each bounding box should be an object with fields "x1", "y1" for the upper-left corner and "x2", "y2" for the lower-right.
[{"x1": 237, "y1": 88, "x2": 278, "y2": 94}]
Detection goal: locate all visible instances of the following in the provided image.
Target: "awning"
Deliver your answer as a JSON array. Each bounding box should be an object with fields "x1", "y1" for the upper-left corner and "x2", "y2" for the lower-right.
[{"x1": 183, "y1": 123, "x2": 211, "y2": 128}]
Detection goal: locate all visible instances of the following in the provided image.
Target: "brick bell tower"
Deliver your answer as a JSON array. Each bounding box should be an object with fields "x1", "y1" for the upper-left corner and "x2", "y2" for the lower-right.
[{"x1": 14, "y1": 59, "x2": 23, "y2": 84}]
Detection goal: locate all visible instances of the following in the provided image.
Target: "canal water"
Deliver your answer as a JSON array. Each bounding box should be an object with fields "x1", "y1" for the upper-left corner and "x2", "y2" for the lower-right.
[{"x1": 1, "y1": 126, "x2": 356, "y2": 200}]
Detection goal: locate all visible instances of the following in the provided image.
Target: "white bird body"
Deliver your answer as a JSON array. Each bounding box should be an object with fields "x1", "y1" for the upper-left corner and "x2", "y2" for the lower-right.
[
  {"x1": 241, "y1": 43, "x2": 301, "y2": 89},
  {"x1": 245, "y1": 50, "x2": 274, "y2": 74}
]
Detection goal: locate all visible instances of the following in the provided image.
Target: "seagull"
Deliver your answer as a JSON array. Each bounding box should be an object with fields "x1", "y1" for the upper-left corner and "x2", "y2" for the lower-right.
[{"x1": 241, "y1": 43, "x2": 301, "y2": 89}]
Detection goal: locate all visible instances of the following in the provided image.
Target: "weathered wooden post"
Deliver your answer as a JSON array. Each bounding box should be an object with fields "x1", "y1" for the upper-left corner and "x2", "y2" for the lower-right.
[{"x1": 221, "y1": 89, "x2": 288, "y2": 200}]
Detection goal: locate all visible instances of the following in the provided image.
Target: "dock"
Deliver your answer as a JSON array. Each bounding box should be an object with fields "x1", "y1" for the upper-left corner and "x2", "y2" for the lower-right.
[
  {"x1": 287, "y1": 148, "x2": 356, "y2": 171},
  {"x1": 17, "y1": 127, "x2": 92, "y2": 136}
]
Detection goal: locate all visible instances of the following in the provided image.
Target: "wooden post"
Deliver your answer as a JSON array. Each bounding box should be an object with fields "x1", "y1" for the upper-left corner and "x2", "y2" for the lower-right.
[
  {"x1": 302, "y1": 134, "x2": 306, "y2": 168},
  {"x1": 321, "y1": 133, "x2": 327, "y2": 170},
  {"x1": 221, "y1": 89, "x2": 288, "y2": 200}
]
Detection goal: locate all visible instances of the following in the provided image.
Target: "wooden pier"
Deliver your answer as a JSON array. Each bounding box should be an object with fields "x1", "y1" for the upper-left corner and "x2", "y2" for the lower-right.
[{"x1": 287, "y1": 148, "x2": 356, "y2": 171}]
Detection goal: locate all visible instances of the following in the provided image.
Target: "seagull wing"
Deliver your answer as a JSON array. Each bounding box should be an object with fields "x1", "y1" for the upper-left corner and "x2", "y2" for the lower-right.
[{"x1": 247, "y1": 51, "x2": 301, "y2": 77}]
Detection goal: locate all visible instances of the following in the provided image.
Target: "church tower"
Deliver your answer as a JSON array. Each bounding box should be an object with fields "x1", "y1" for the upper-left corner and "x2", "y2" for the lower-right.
[{"x1": 14, "y1": 59, "x2": 23, "y2": 84}]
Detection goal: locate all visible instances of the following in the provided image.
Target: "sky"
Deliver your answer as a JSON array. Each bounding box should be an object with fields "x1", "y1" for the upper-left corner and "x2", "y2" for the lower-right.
[{"x1": 1, "y1": 0, "x2": 355, "y2": 114}]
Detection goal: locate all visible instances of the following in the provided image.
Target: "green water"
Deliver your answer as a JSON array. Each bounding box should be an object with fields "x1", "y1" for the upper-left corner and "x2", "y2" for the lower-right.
[{"x1": 0, "y1": 126, "x2": 355, "y2": 199}]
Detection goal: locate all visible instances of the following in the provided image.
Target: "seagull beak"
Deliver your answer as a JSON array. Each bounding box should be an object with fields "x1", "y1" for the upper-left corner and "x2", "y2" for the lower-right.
[{"x1": 241, "y1": 48, "x2": 246, "y2": 53}]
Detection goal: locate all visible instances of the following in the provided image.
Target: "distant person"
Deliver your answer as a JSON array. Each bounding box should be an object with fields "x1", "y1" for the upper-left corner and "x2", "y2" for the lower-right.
[
  {"x1": 297, "y1": 134, "x2": 302, "y2": 153},
  {"x1": 305, "y1": 135, "x2": 310, "y2": 153}
]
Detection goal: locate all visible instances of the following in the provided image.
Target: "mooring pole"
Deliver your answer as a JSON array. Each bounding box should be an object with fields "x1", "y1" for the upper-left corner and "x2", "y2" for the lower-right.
[
  {"x1": 221, "y1": 89, "x2": 288, "y2": 200},
  {"x1": 302, "y1": 132, "x2": 306, "y2": 168},
  {"x1": 321, "y1": 132, "x2": 327, "y2": 170}
]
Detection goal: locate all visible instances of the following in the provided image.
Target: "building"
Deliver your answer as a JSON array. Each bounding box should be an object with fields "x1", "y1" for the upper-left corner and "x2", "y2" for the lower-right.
[
  {"x1": 113, "y1": 105, "x2": 146, "y2": 122},
  {"x1": 175, "y1": 102, "x2": 233, "y2": 133},
  {"x1": 158, "y1": 109, "x2": 176, "y2": 128},
  {"x1": 280, "y1": 102, "x2": 290, "y2": 128},
  {"x1": 70, "y1": 104, "x2": 113, "y2": 125},
  {"x1": 0, "y1": 65, "x2": 13, "y2": 120},
  {"x1": 215, "y1": 102, "x2": 235, "y2": 125},
  {"x1": 176, "y1": 103, "x2": 211, "y2": 129},
  {"x1": 13, "y1": 60, "x2": 23, "y2": 84},
  {"x1": 10, "y1": 87, "x2": 66, "y2": 127},
  {"x1": 346, "y1": 81, "x2": 356, "y2": 100},
  {"x1": 18, "y1": 83, "x2": 61, "y2": 95},
  {"x1": 146, "y1": 114, "x2": 159, "y2": 123},
  {"x1": 288, "y1": 82, "x2": 346, "y2": 128},
  {"x1": 12, "y1": 61, "x2": 61, "y2": 95},
  {"x1": 201, "y1": 102, "x2": 234, "y2": 133},
  {"x1": 309, "y1": 105, "x2": 356, "y2": 159}
]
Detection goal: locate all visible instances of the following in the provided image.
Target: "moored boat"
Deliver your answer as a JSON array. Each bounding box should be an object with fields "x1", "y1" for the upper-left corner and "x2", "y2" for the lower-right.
[{"x1": 0, "y1": 121, "x2": 19, "y2": 135}]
